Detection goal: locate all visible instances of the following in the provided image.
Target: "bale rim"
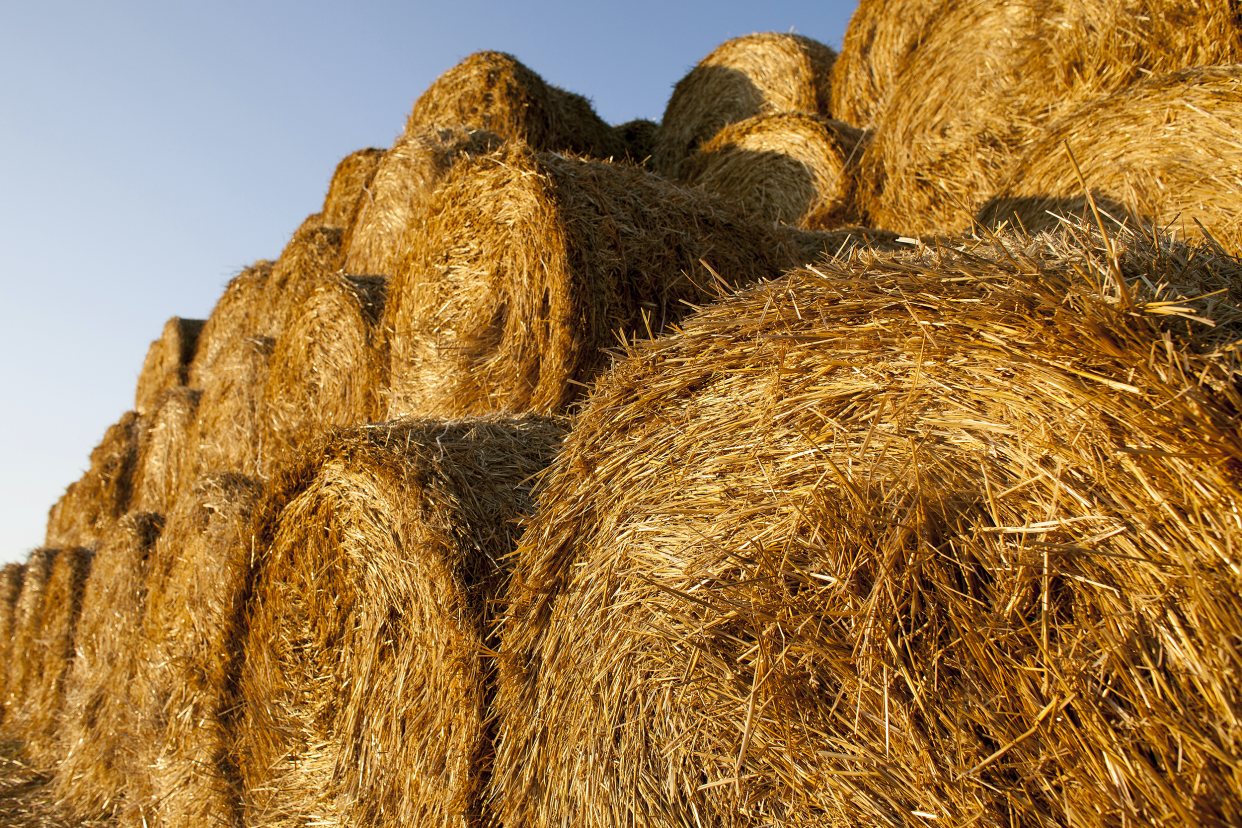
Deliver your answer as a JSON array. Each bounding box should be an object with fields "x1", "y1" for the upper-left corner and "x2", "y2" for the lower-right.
[{"x1": 134, "y1": 317, "x2": 205, "y2": 417}]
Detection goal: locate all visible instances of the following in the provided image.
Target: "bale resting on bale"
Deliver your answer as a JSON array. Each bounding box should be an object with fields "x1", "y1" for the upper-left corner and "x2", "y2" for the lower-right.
[
  {"x1": 132, "y1": 386, "x2": 202, "y2": 515},
  {"x1": 320, "y1": 147, "x2": 384, "y2": 236},
  {"x1": 495, "y1": 224, "x2": 1242, "y2": 827},
  {"x1": 134, "y1": 317, "x2": 205, "y2": 417},
  {"x1": 1, "y1": 550, "x2": 54, "y2": 735},
  {"x1": 613, "y1": 118, "x2": 658, "y2": 168},
  {"x1": 44, "y1": 412, "x2": 142, "y2": 550}
]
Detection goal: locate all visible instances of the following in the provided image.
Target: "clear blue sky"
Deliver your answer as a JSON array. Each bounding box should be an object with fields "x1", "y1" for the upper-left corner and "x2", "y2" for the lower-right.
[{"x1": 0, "y1": 0, "x2": 858, "y2": 564}]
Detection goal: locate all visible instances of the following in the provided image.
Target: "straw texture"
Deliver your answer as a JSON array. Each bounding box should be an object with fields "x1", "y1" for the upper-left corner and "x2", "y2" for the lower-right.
[
  {"x1": 132, "y1": 387, "x2": 202, "y2": 515},
  {"x1": 45, "y1": 413, "x2": 142, "y2": 550},
  {"x1": 321, "y1": 147, "x2": 384, "y2": 235},
  {"x1": 0, "y1": 564, "x2": 25, "y2": 727},
  {"x1": 134, "y1": 317, "x2": 205, "y2": 417},
  {"x1": 2, "y1": 551, "x2": 55, "y2": 739},
  {"x1": 613, "y1": 118, "x2": 658, "y2": 168}
]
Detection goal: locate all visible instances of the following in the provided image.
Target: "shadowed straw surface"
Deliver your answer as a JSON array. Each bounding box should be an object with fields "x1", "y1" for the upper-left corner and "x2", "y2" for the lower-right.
[
  {"x1": 344, "y1": 127, "x2": 503, "y2": 278},
  {"x1": 829, "y1": 0, "x2": 948, "y2": 129},
  {"x1": 45, "y1": 413, "x2": 142, "y2": 550},
  {"x1": 54, "y1": 512, "x2": 164, "y2": 821},
  {"x1": 0, "y1": 741, "x2": 116, "y2": 828},
  {"x1": 0, "y1": 564, "x2": 26, "y2": 726},
  {"x1": 653, "y1": 33, "x2": 836, "y2": 180},
  {"x1": 132, "y1": 387, "x2": 202, "y2": 514},
  {"x1": 407, "y1": 51, "x2": 621, "y2": 159},
  {"x1": 237, "y1": 416, "x2": 565, "y2": 828},
  {"x1": 320, "y1": 147, "x2": 383, "y2": 235},
  {"x1": 496, "y1": 226, "x2": 1242, "y2": 827},
  {"x1": 385, "y1": 141, "x2": 851, "y2": 418},
  {"x1": 856, "y1": 0, "x2": 1242, "y2": 236},
  {"x1": 263, "y1": 273, "x2": 388, "y2": 464},
  {"x1": 19, "y1": 549, "x2": 92, "y2": 773},
  {"x1": 613, "y1": 118, "x2": 659, "y2": 168},
  {"x1": 977, "y1": 65, "x2": 1242, "y2": 255},
  {"x1": 1, "y1": 551, "x2": 55, "y2": 738},
  {"x1": 130, "y1": 474, "x2": 260, "y2": 828},
  {"x1": 679, "y1": 112, "x2": 868, "y2": 229},
  {"x1": 134, "y1": 318, "x2": 206, "y2": 417}
]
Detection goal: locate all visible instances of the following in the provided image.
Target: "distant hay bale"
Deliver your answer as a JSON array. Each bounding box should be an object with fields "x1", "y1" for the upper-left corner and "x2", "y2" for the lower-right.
[
  {"x1": 613, "y1": 118, "x2": 658, "y2": 167},
  {"x1": 130, "y1": 473, "x2": 261, "y2": 828},
  {"x1": 267, "y1": 221, "x2": 346, "y2": 330},
  {"x1": 855, "y1": 0, "x2": 1242, "y2": 236},
  {"x1": 134, "y1": 317, "x2": 206, "y2": 417},
  {"x1": 55, "y1": 511, "x2": 164, "y2": 820},
  {"x1": 185, "y1": 333, "x2": 273, "y2": 484},
  {"x1": 263, "y1": 273, "x2": 388, "y2": 463},
  {"x1": 237, "y1": 416, "x2": 564, "y2": 828},
  {"x1": 344, "y1": 127, "x2": 503, "y2": 277},
  {"x1": 977, "y1": 66, "x2": 1242, "y2": 254},
  {"x1": 407, "y1": 51, "x2": 621, "y2": 159},
  {"x1": 652, "y1": 33, "x2": 837, "y2": 180},
  {"x1": 132, "y1": 386, "x2": 202, "y2": 515},
  {"x1": 1, "y1": 550, "x2": 54, "y2": 735},
  {"x1": 187, "y1": 261, "x2": 275, "y2": 388},
  {"x1": 678, "y1": 112, "x2": 868, "y2": 229},
  {"x1": 320, "y1": 147, "x2": 384, "y2": 234},
  {"x1": 45, "y1": 412, "x2": 142, "y2": 550},
  {"x1": 0, "y1": 563, "x2": 25, "y2": 725},
  {"x1": 495, "y1": 227, "x2": 1242, "y2": 827},
  {"x1": 20, "y1": 548, "x2": 92, "y2": 773},
  {"x1": 829, "y1": 0, "x2": 948, "y2": 129},
  {"x1": 385, "y1": 142, "x2": 822, "y2": 418}
]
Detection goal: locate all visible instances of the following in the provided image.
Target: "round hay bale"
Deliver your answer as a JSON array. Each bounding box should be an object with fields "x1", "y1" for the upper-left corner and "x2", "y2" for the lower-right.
[
  {"x1": 678, "y1": 112, "x2": 868, "y2": 229},
  {"x1": 407, "y1": 51, "x2": 621, "y2": 160},
  {"x1": 132, "y1": 386, "x2": 202, "y2": 515},
  {"x1": 344, "y1": 127, "x2": 504, "y2": 278},
  {"x1": 652, "y1": 33, "x2": 837, "y2": 180},
  {"x1": 20, "y1": 548, "x2": 92, "y2": 773},
  {"x1": 977, "y1": 66, "x2": 1242, "y2": 254},
  {"x1": 1, "y1": 549, "x2": 54, "y2": 734},
  {"x1": 613, "y1": 118, "x2": 659, "y2": 168},
  {"x1": 263, "y1": 273, "x2": 388, "y2": 464},
  {"x1": 45, "y1": 412, "x2": 142, "y2": 550},
  {"x1": 236, "y1": 416, "x2": 565, "y2": 828},
  {"x1": 55, "y1": 511, "x2": 164, "y2": 820},
  {"x1": 829, "y1": 0, "x2": 949, "y2": 129},
  {"x1": 495, "y1": 227, "x2": 1242, "y2": 827},
  {"x1": 0, "y1": 563, "x2": 25, "y2": 726},
  {"x1": 385, "y1": 142, "x2": 824, "y2": 418},
  {"x1": 321, "y1": 147, "x2": 384, "y2": 234},
  {"x1": 187, "y1": 260, "x2": 275, "y2": 390},
  {"x1": 267, "y1": 221, "x2": 346, "y2": 331},
  {"x1": 134, "y1": 317, "x2": 206, "y2": 417},
  {"x1": 185, "y1": 333, "x2": 273, "y2": 485},
  {"x1": 130, "y1": 473, "x2": 261, "y2": 828},
  {"x1": 855, "y1": 0, "x2": 1242, "y2": 236}
]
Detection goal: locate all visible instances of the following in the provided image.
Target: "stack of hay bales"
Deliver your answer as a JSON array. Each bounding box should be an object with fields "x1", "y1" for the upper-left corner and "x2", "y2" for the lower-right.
[
  {"x1": 1, "y1": 550, "x2": 54, "y2": 734},
  {"x1": 495, "y1": 228, "x2": 1242, "y2": 827}
]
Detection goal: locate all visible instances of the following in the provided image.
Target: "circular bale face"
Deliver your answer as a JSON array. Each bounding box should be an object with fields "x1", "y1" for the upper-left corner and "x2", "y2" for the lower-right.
[
  {"x1": 495, "y1": 227, "x2": 1242, "y2": 827},
  {"x1": 237, "y1": 416, "x2": 564, "y2": 828},
  {"x1": 321, "y1": 147, "x2": 384, "y2": 236},
  {"x1": 653, "y1": 32, "x2": 836, "y2": 180}
]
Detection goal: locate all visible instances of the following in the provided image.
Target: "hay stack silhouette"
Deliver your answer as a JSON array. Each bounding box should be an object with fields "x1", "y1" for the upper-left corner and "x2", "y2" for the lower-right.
[
  {"x1": 44, "y1": 412, "x2": 142, "y2": 550},
  {"x1": 496, "y1": 226, "x2": 1242, "y2": 827}
]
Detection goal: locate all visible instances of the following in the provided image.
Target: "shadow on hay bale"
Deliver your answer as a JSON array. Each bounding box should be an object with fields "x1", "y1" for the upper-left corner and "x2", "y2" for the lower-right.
[
  {"x1": 129, "y1": 473, "x2": 261, "y2": 828},
  {"x1": 613, "y1": 118, "x2": 658, "y2": 168},
  {"x1": 345, "y1": 127, "x2": 504, "y2": 278},
  {"x1": 132, "y1": 386, "x2": 202, "y2": 515},
  {"x1": 495, "y1": 226, "x2": 1242, "y2": 827},
  {"x1": 653, "y1": 33, "x2": 836, "y2": 180},
  {"x1": 385, "y1": 140, "x2": 874, "y2": 419},
  {"x1": 55, "y1": 511, "x2": 164, "y2": 820},
  {"x1": 977, "y1": 65, "x2": 1242, "y2": 255},
  {"x1": 679, "y1": 112, "x2": 868, "y2": 229},
  {"x1": 1, "y1": 550, "x2": 55, "y2": 738},
  {"x1": 237, "y1": 416, "x2": 564, "y2": 828},
  {"x1": 320, "y1": 147, "x2": 384, "y2": 236},
  {"x1": 855, "y1": 0, "x2": 1242, "y2": 236},
  {"x1": 134, "y1": 317, "x2": 205, "y2": 418},
  {"x1": 45, "y1": 412, "x2": 142, "y2": 550},
  {"x1": 0, "y1": 563, "x2": 25, "y2": 726},
  {"x1": 407, "y1": 51, "x2": 621, "y2": 160}
]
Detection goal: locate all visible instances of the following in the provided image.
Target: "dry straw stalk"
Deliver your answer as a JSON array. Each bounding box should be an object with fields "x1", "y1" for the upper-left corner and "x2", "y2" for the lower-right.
[
  {"x1": 134, "y1": 317, "x2": 205, "y2": 417},
  {"x1": 496, "y1": 225, "x2": 1242, "y2": 827},
  {"x1": 237, "y1": 416, "x2": 564, "y2": 828}
]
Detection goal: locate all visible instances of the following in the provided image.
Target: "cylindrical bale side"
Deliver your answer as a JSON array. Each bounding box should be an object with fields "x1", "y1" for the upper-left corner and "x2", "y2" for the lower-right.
[
  {"x1": 129, "y1": 474, "x2": 261, "y2": 828},
  {"x1": 977, "y1": 66, "x2": 1242, "y2": 255},
  {"x1": 266, "y1": 221, "x2": 346, "y2": 333},
  {"x1": 0, "y1": 563, "x2": 26, "y2": 725},
  {"x1": 134, "y1": 317, "x2": 206, "y2": 417},
  {"x1": 406, "y1": 50, "x2": 622, "y2": 160},
  {"x1": 678, "y1": 112, "x2": 869, "y2": 229},
  {"x1": 321, "y1": 147, "x2": 384, "y2": 236},
  {"x1": 132, "y1": 386, "x2": 202, "y2": 515},
  {"x1": 1, "y1": 550, "x2": 55, "y2": 732},
  {"x1": 45, "y1": 412, "x2": 142, "y2": 550},
  {"x1": 54, "y1": 512, "x2": 165, "y2": 821},
  {"x1": 385, "y1": 142, "x2": 829, "y2": 418},
  {"x1": 184, "y1": 333, "x2": 273, "y2": 485},
  {"x1": 237, "y1": 416, "x2": 564, "y2": 828},
  {"x1": 344, "y1": 127, "x2": 503, "y2": 278},
  {"x1": 495, "y1": 227, "x2": 1242, "y2": 827},
  {"x1": 613, "y1": 118, "x2": 658, "y2": 168},
  {"x1": 187, "y1": 261, "x2": 275, "y2": 391},
  {"x1": 653, "y1": 33, "x2": 837, "y2": 180}
]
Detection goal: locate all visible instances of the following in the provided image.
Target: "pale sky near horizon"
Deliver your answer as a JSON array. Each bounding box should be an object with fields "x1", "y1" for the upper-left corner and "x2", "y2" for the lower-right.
[{"x1": 0, "y1": 0, "x2": 858, "y2": 565}]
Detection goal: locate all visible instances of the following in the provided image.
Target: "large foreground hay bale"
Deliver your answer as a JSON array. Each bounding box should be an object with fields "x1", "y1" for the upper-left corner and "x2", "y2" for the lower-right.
[
  {"x1": 132, "y1": 387, "x2": 202, "y2": 514},
  {"x1": 55, "y1": 512, "x2": 164, "y2": 820},
  {"x1": 856, "y1": 0, "x2": 1242, "y2": 235},
  {"x1": 407, "y1": 51, "x2": 621, "y2": 159},
  {"x1": 679, "y1": 112, "x2": 868, "y2": 229},
  {"x1": 1, "y1": 550, "x2": 54, "y2": 733},
  {"x1": 0, "y1": 563, "x2": 25, "y2": 724},
  {"x1": 320, "y1": 147, "x2": 383, "y2": 235},
  {"x1": 977, "y1": 66, "x2": 1242, "y2": 254},
  {"x1": 19, "y1": 548, "x2": 92, "y2": 772},
  {"x1": 496, "y1": 227, "x2": 1242, "y2": 827},
  {"x1": 653, "y1": 33, "x2": 836, "y2": 180},
  {"x1": 385, "y1": 141, "x2": 845, "y2": 417},
  {"x1": 344, "y1": 127, "x2": 503, "y2": 277},
  {"x1": 45, "y1": 412, "x2": 142, "y2": 550},
  {"x1": 134, "y1": 317, "x2": 206, "y2": 417},
  {"x1": 130, "y1": 473, "x2": 261, "y2": 828},
  {"x1": 263, "y1": 273, "x2": 388, "y2": 463},
  {"x1": 238, "y1": 416, "x2": 564, "y2": 828}
]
